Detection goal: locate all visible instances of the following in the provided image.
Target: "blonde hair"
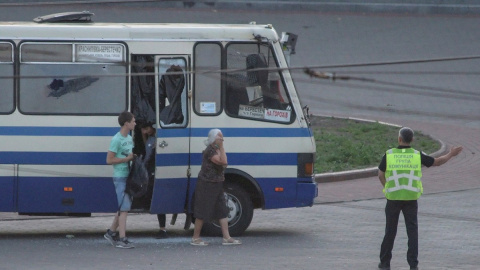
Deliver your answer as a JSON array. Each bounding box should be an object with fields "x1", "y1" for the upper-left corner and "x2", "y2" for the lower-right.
[{"x1": 205, "y1": 129, "x2": 222, "y2": 146}]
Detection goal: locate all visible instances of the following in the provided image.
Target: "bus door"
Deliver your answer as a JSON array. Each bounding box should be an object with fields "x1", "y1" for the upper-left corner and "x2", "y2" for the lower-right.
[
  {"x1": 0, "y1": 42, "x2": 15, "y2": 212},
  {"x1": 150, "y1": 55, "x2": 191, "y2": 214}
]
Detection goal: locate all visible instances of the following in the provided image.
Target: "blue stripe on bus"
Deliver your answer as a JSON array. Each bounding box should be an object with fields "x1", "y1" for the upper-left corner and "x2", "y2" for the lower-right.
[
  {"x1": 189, "y1": 128, "x2": 311, "y2": 138},
  {"x1": 156, "y1": 128, "x2": 312, "y2": 138},
  {"x1": 0, "y1": 152, "x2": 106, "y2": 165},
  {"x1": 158, "y1": 153, "x2": 297, "y2": 166},
  {"x1": 0, "y1": 126, "x2": 118, "y2": 136},
  {"x1": 0, "y1": 152, "x2": 297, "y2": 166},
  {"x1": 2, "y1": 175, "x2": 315, "y2": 213},
  {"x1": 0, "y1": 126, "x2": 312, "y2": 138}
]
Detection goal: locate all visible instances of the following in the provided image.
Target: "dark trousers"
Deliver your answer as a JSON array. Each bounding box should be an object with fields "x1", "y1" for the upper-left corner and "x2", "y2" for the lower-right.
[
  {"x1": 380, "y1": 199, "x2": 419, "y2": 268},
  {"x1": 157, "y1": 214, "x2": 166, "y2": 228}
]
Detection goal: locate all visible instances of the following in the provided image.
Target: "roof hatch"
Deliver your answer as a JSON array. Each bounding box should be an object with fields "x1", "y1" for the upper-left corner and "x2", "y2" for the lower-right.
[{"x1": 33, "y1": 11, "x2": 94, "y2": 23}]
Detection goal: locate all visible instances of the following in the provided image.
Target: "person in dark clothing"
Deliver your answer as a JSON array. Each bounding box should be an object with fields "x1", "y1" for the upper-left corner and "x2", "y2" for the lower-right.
[
  {"x1": 246, "y1": 54, "x2": 282, "y2": 109},
  {"x1": 377, "y1": 127, "x2": 463, "y2": 270},
  {"x1": 190, "y1": 129, "x2": 241, "y2": 246},
  {"x1": 140, "y1": 123, "x2": 168, "y2": 239},
  {"x1": 159, "y1": 65, "x2": 185, "y2": 125}
]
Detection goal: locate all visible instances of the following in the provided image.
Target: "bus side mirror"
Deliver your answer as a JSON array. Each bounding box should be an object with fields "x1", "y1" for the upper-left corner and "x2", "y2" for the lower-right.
[{"x1": 280, "y1": 32, "x2": 298, "y2": 55}]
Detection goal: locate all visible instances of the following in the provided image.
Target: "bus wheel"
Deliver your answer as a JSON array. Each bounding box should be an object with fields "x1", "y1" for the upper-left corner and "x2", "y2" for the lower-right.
[{"x1": 202, "y1": 183, "x2": 254, "y2": 237}]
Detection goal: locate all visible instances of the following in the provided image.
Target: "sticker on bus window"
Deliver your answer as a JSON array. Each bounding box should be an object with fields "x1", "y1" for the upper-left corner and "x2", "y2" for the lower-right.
[
  {"x1": 75, "y1": 44, "x2": 125, "y2": 63},
  {"x1": 200, "y1": 102, "x2": 216, "y2": 113},
  {"x1": 264, "y1": 108, "x2": 291, "y2": 122},
  {"x1": 239, "y1": 104, "x2": 265, "y2": 119}
]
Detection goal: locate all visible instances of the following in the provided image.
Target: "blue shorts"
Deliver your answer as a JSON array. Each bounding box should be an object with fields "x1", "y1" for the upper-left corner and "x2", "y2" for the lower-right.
[{"x1": 113, "y1": 177, "x2": 132, "y2": 211}]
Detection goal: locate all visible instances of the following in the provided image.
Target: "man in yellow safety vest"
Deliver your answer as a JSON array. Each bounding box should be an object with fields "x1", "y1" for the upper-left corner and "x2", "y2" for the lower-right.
[{"x1": 377, "y1": 127, "x2": 463, "y2": 270}]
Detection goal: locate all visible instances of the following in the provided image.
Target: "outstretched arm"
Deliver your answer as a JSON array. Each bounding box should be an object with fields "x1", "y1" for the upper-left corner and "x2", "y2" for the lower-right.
[{"x1": 433, "y1": 146, "x2": 463, "y2": 166}]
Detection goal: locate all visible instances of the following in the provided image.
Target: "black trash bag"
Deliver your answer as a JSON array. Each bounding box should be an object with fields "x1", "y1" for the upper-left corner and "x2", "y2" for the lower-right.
[
  {"x1": 159, "y1": 65, "x2": 185, "y2": 124},
  {"x1": 125, "y1": 155, "x2": 149, "y2": 198},
  {"x1": 133, "y1": 98, "x2": 156, "y2": 125}
]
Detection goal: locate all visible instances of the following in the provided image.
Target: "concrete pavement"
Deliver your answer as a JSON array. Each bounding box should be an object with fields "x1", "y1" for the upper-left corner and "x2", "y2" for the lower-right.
[{"x1": 0, "y1": 189, "x2": 478, "y2": 270}]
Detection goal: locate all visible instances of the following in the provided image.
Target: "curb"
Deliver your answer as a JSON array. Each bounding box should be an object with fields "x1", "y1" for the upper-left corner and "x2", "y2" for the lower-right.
[{"x1": 313, "y1": 115, "x2": 447, "y2": 183}]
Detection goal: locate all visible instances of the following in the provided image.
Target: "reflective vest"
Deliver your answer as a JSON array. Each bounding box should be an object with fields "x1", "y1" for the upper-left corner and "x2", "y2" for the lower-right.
[{"x1": 384, "y1": 148, "x2": 423, "y2": 200}]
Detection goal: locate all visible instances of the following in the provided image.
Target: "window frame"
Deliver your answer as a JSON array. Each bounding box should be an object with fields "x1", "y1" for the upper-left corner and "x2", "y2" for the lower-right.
[
  {"x1": 157, "y1": 55, "x2": 190, "y2": 129},
  {"x1": 192, "y1": 41, "x2": 223, "y2": 116},
  {"x1": 0, "y1": 40, "x2": 15, "y2": 115},
  {"x1": 223, "y1": 41, "x2": 296, "y2": 125},
  {"x1": 17, "y1": 40, "x2": 129, "y2": 116}
]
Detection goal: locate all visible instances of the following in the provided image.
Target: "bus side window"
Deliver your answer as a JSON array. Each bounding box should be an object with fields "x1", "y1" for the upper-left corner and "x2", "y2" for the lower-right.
[
  {"x1": 193, "y1": 43, "x2": 221, "y2": 115},
  {"x1": 19, "y1": 42, "x2": 126, "y2": 115},
  {"x1": 0, "y1": 42, "x2": 14, "y2": 114},
  {"x1": 225, "y1": 43, "x2": 294, "y2": 123},
  {"x1": 158, "y1": 58, "x2": 188, "y2": 128}
]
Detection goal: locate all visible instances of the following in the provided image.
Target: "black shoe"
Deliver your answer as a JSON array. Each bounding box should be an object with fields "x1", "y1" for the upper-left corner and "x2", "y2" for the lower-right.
[
  {"x1": 156, "y1": 229, "x2": 168, "y2": 239},
  {"x1": 378, "y1": 263, "x2": 390, "y2": 270}
]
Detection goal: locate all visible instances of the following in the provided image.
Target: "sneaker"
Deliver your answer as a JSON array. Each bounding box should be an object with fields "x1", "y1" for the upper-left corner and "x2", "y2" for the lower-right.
[
  {"x1": 156, "y1": 230, "x2": 168, "y2": 239},
  {"x1": 222, "y1": 237, "x2": 241, "y2": 245},
  {"x1": 190, "y1": 238, "x2": 208, "y2": 246},
  {"x1": 115, "y1": 237, "x2": 135, "y2": 249},
  {"x1": 104, "y1": 229, "x2": 118, "y2": 246},
  {"x1": 378, "y1": 263, "x2": 390, "y2": 270}
]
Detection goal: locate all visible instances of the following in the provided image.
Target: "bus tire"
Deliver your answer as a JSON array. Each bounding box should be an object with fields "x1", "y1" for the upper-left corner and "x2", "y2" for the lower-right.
[{"x1": 202, "y1": 183, "x2": 254, "y2": 237}]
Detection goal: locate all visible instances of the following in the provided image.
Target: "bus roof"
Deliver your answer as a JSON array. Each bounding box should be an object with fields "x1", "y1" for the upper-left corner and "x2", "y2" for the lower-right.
[{"x1": 0, "y1": 21, "x2": 280, "y2": 42}]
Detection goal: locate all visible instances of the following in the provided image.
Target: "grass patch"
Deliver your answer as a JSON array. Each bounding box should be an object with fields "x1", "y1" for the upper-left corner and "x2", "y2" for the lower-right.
[{"x1": 310, "y1": 116, "x2": 441, "y2": 173}]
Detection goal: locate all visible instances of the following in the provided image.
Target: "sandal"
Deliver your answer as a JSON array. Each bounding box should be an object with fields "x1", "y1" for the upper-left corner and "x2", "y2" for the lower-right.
[
  {"x1": 222, "y1": 237, "x2": 242, "y2": 245},
  {"x1": 190, "y1": 238, "x2": 208, "y2": 246}
]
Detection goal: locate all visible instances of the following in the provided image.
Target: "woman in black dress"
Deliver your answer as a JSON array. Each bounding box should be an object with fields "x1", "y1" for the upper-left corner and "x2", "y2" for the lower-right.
[{"x1": 191, "y1": 129, "x2": 241, "y2": 246}]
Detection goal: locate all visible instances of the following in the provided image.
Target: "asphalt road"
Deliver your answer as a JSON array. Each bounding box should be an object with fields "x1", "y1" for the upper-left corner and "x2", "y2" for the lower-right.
[
  {"x1": 0, "y1": 189, "x2": 478, "y2": 270},
  {"x1": 1, "y1": 3, "x2": 479, "y2": 270}
]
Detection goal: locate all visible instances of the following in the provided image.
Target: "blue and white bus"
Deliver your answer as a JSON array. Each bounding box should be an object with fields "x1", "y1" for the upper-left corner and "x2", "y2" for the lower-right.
[{"x1": 0, "y1": 11, "x2": 317, "y2": 235}]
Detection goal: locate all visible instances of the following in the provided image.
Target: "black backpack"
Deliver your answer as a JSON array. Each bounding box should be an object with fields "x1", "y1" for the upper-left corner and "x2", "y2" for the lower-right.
[{"x1": 125, "y1": 155, "x2": 149, "y2": 198}]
